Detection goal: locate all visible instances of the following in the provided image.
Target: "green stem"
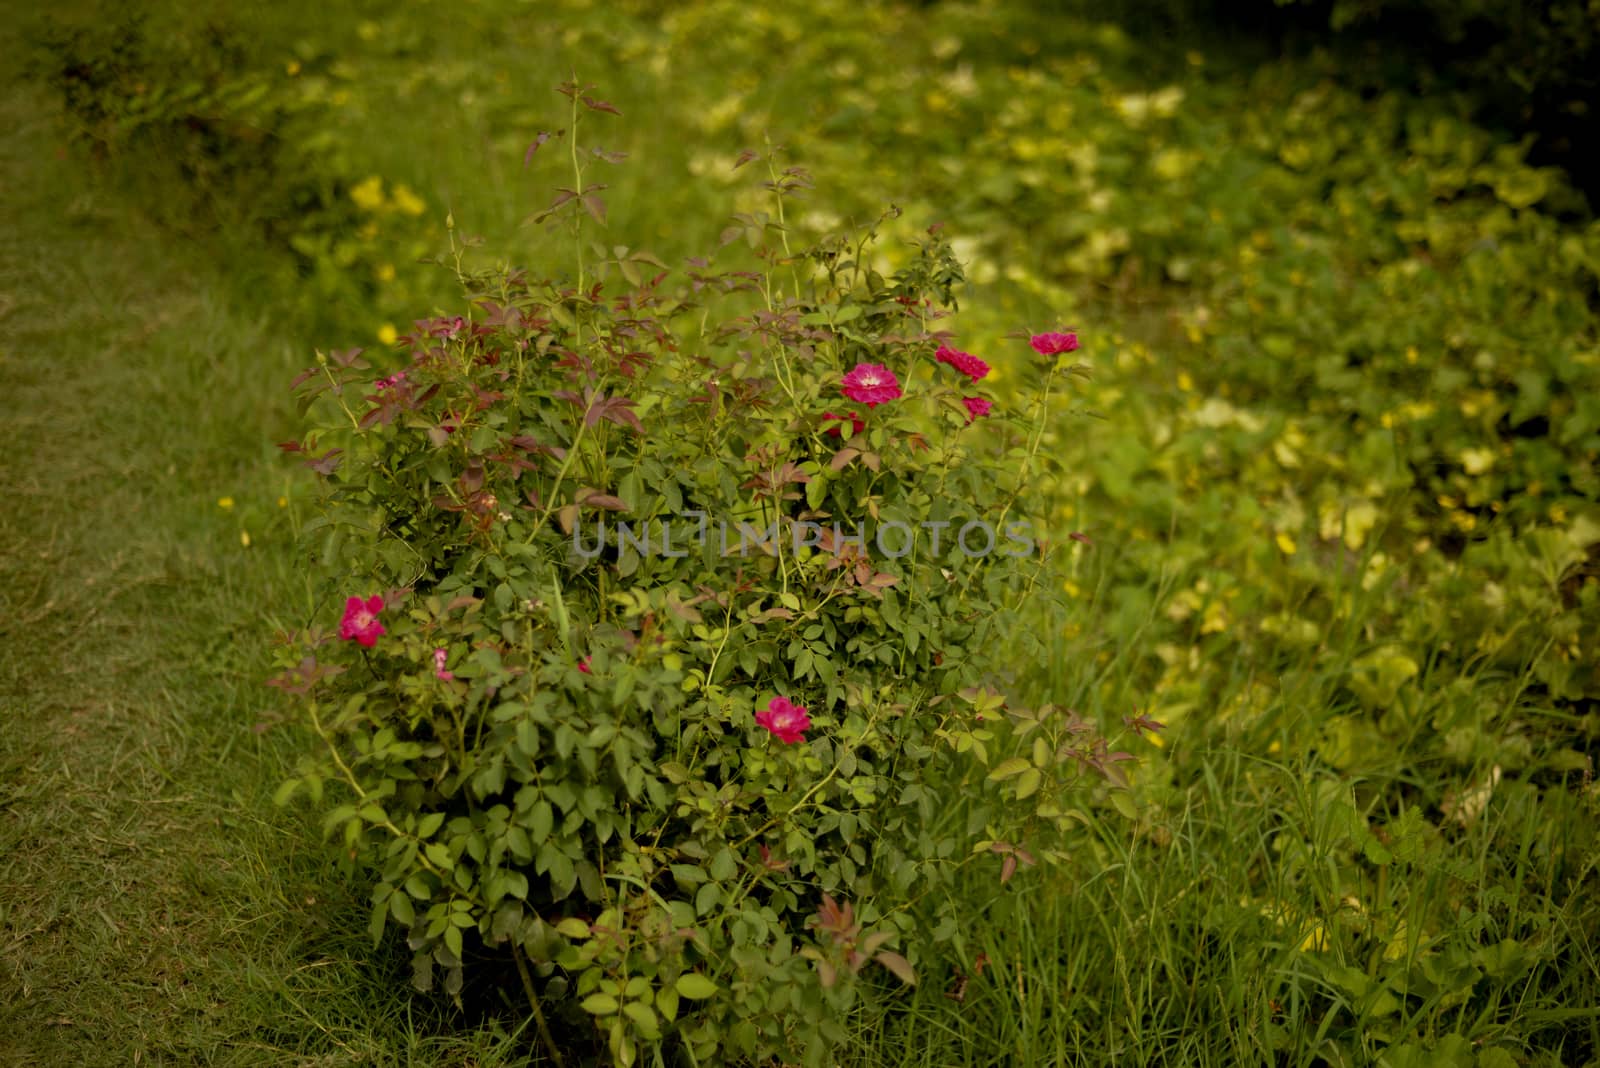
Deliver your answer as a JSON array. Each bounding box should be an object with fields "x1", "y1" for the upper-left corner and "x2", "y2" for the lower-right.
[
  {"x1": 736, "y1": 705, "x2": 887, "y2": 848},
  {"x1": 570, "y1": 90, "x2": 586, "y2": 302},
  {"x1": 994, "y1": 362, "x2": 1059, "y2": 535}
]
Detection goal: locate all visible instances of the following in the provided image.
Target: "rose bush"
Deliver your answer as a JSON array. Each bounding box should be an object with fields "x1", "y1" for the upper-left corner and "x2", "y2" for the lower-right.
[{"x1": 269, "y1": 82, "x2": 1128, "y2": 1066}]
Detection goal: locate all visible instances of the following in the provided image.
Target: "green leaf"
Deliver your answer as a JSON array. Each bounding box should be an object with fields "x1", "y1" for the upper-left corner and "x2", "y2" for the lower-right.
[
  {"x1": 621, "y1": 1000, "x2": 658, "y2": 1032},
  {"x1": 556, "y1": 917, "x2": 590, "y2": 939},
  {"x1": 709, "y1": 847, "x2": 737, "y2": 881},
  {"x1": 987, "y1": 758, "x2": 1030, "y2": 781},
  {"x1": 581, "y1": 993, "x2": 620, "y2": 1015},
  {"x1": 655, "y1": 985, "x2": 680, "y2": 1022},
  {"x1": 675, "y1": 972, "x2": 718, "y2": 1000},
  {"x1": 1014, "y1": 767, "x2": 1043, "y2": 800},
  {"x1": 321, "y1": 804, "x2": 356, "y2": 839},
  {"x1": 389, "y1": 892, "x2": 415, "y2": 926},
  {"x1": 529, "y1": 800, "x2": 554, "y2": 844},
  {"x1": 272, "y1": 779, "x2": 300, "y2": 807},
  {"x1": 1109, "y1": 791, "x2": 1139, "y2": 820}
]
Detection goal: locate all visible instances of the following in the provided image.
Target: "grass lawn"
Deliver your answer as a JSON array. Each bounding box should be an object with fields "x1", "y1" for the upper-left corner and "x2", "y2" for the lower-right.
[{"x1": 4, "y1": 2, "x2": 1599, "y2": 1064}]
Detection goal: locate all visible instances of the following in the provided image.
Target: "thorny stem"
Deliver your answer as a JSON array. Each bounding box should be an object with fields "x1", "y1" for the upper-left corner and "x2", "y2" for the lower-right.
[{"x1": 512, "y1": 943, "x2": 566, "y2": 1067}]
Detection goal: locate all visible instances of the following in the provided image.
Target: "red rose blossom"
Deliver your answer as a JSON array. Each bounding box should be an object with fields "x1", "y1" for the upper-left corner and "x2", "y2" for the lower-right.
[
  {"x1": 339, "y1": 595, "x2": 385, "y2": 648},
  {"x1": 840, "y1": 363, "x2": 902, "y2": 408},
  {"x1": 1029, "y1": 332, "x2": 1080, "y2": 356},
  {"x1": 755, "y1": 696, "x2": 812, "y2": 744},
  {"x1": 936, "y1": 344, "x2": 990, "y2": 383},
  {"x1": 432, "y1": 647, "x2": 454, "y2": 680},
  {"x1": 962, "y1": 396, "x2": 993, "y2": 423}
]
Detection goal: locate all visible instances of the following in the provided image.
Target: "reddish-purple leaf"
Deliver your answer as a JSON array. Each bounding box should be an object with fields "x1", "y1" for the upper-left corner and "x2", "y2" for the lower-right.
[
  {"x1": 305, "y1": 448, "x2": 343, "y2": 476},
  {"x1": 580, "y1": 95, "x2": 621, "y2": 115},
  {"x1": 875, "y1": 951, "x2": 916, "y2": 985},
  {"x1": 522, "y1": 130, "x2": 559, "y2": 167}
]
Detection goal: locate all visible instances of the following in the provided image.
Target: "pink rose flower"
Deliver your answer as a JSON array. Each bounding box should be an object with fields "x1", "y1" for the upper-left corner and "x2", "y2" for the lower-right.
[
  {"x1": 935, "y1": 344, "x2": 990, "y2": 383},
  {"x1": 432, "y1": 647, "x2": 454, "y2": 680},
  {"x1": 1029, "y1": 332, "x2": 1079, "y2": 356},
  {"x1": 840, "y1": 363, "x2": 902, "y2": 408},
  {"x1": 822, "y1": 410, "x2": 866, "y2": 438},
  {"x1": 339, "y1": 595, "x2": 386, "y2": 648},
  {"x1": 578, "y1": 656, "x2": 592, "y2": 674},
  {"x1": 962, "y1": 396, "x2": 993, "y2": 423},
  {"x1": 755, "y1": 696, "x2": 812, "y2": 744}
]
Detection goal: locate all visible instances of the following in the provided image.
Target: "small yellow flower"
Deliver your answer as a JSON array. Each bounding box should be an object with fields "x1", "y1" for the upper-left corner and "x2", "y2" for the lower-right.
[
  {"x1": 240, "y1": 530, "x2": 252, "y2": 548},
  {"x1": 350, "y1": 176, "x2": 386, "y2": 213},
  {"x1": 377, "y1": 323, "x2": 398, "y2": 346},
  {"x1": 1298, "y1": 921, "x2": 1330, "y2": 953},
  {"x1": 375, "y1": 262, "x2": 396, "y2": 283},
  {"x1": 1460, "y1": 447, "x2": 1496, "y2": 476},
  {"x1": 217, "y1": 497, "x2": 235, "y2": 510},
  {"x1": 1275, "y1": 531, "x2": 1297, "y2": 555},
  {"x1": 1177, "y1": 371, "x2": 1194, "y2": 392},
  {"x1": 285, "y1": 60, "x2": 301, "y2": 77},
  {"x1": 391, "y1": 185, "x2": 426, "y2": 217},
  {"x1": 277, "y1": 496, "x2": 288, "y2": 508}
]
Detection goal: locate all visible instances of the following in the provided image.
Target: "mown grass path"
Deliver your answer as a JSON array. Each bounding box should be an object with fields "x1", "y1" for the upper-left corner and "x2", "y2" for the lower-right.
[
  {"x1": 0, "y1": 77, "x2": 439, "y2": 1066},
  {"x1": 0, "y1": 64, "x2": 543, "y2": 1064},
  {"x1": 0, "y1": 77, "x2": 272, "y2": 1064}
]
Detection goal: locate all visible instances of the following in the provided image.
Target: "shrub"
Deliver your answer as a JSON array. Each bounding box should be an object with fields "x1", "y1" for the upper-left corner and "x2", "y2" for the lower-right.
[{"x1": 269, "y1": 82, "x2": 1127, "y2": 1065}]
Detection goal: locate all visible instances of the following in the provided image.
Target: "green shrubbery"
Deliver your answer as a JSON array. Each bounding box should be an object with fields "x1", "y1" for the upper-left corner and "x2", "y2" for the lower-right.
[{"x1": 268, "y1": 85, "x2": 1129, "y2": 1065}]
